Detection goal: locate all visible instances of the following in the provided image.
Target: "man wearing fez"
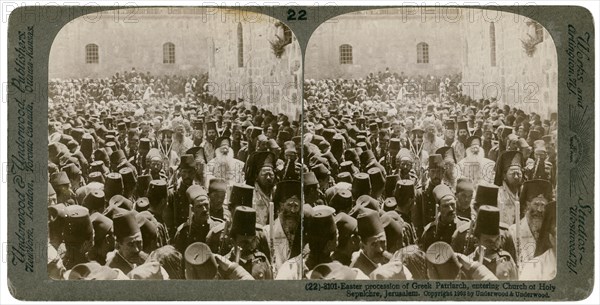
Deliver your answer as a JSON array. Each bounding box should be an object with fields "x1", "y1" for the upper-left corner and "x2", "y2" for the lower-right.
[
  {"x1": 393, "y1": 180, "x2": 419, "y2": 246},
  {"x1": 413, "y1": 154, "x2": 444, "y2": 237},
  {"x1": 206, "y1": 136, "x2": 245, "y2": 185},
  {"x1": 263, "y1": 179, "x2": 302, "y2": 273},
  {"x1": 225, "y1": 206, "x2": 272, "y2": 280},
  {"x1": 61, "y1": 205, "x2": 94, "y2": 270},
  {"x1": 396, "y1": 148, "x2": 419, "y2": 187},
  {"x1": 494, "y1": 151, "x2": 524, "y2": 225},
  {"x1": 106, "y1": 210, "x2": 148, "y2": 274},
  {"x1": 452, "y1": 120, "x2": 469, "y2": 162},
  {"x1": 350, "y1": 209, "x2": 388, "y2": 276},
  {"x1": 381, "y1": 138, "x2": 400, "y2": 175},
  {"x1": 468, "y1": 205, "x2": 518, "y2": 280},
  {"x1": 457, "y1": 136, "x2": 496, "y2": 187},
  {"x1": 420, "y1": 184, "x2": 469, "y2": 251},
  {"x1": 172, "y1": 185, "x2": 224, "y2": 254},
  {"x1": 88, "y1": 213, "x2": 114, "y2": 265},
  {"x1": 110, "y1": 149, "x2": 138, "y2": 177},
  {"x1": 451, "y1": 184, "x2": 516, "y2": 260},
  {"x1": 304, "y1": 208, "x2": 338, "y2": 271},
  {"x1": 425, "y1": 241, "x2": 497, "y2": 280},
  {"x1": 134, "y1": 138, "x2": 151, "y2": 174},
  {"x1": 184, "y1": 242, "x2": 253, "y2": 280},
  {"x1": 246, "y1": 152, "x2": 277, "y2": 226},
  {"x1": 455, "y1": 178, "x2": 474, "y2": 220},
  {"x1": 332, "y1": 213, "x2": 361, "y2": 266},
  {"x1": 509, "y1": 179, "x2": 553, "y2": 266},
  {"x1": 50, "y1": 171, "x2": 76, "y2": 205},
  {"x1": 207, "y1": 183, "x2": 270, "y2": 258},
  {"x1": 166, "y1": 154, "x2": 198, "y2": 233},
  {"x1": 207, "y1": 178, "x2": 230, "y2": 222}
]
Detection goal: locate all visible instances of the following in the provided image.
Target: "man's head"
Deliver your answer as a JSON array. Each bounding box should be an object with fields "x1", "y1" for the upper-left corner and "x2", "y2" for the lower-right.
[
  {"x1": 257, "y1": 160, "x2": 275, "y2": 190},
  {"x1": 230, "y1": 206, "x2": 258, "y2": 253},
  {"x1": 114, "y1": 211, "x2": 143, "y2": 262},
  {"x1": 455, "y1": 178, "x2": 473, "y2": 211},
  {"x1": 307, "y1": 208, "x2": 338, "y2": 254},
  {"x1": 428, "y1": 154, "x2": 444, "y2": 186},
  {"x1": 179, "y1": 154, "x2": 196, "y2": 186},
  {"x1": 396, "y1": 148, "x2": 413, "y2": 176},
  {"x1": 273, "y1": 180, "x2": 301, "y2": 218},
  {"x1": 357, "y1": 209, "x2": 387, "y2": 264},
  {"x1": 433, "y1": 184, "x2": 456, "y2": 224},
  {"x1": 335, "y1": 212, "x2": 360, "y2": 253},
  {"x1": 208, "y1": 178, "x2": 227, "y2": 213},
  {"x1": 187, "y1": 185, "x2": 210, "y2": 224},
  {"x1": 474, "y1": 205, "x2": 501, "y2": 253}
]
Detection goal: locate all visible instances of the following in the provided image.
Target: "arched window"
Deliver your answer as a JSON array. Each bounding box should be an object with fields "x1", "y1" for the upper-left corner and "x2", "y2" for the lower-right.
[
  {"x1": 163, "y1": 42, "x2": 175, "y2": 64},
  {"x1": 339, "y1": 44, "x2": 353, "y2": 64},
  {"x1": 237, "y1": 23, "x2": 244, "y2": 68},
  {"x1": 417, "y1": 42, "x2": 429, "y2": 64},
  {"x1": 490, "y1": 22, "x2": 496, "y2": 67},
  {"x1": 85, "y1": 44, "x2": 99, "y2": 64}
]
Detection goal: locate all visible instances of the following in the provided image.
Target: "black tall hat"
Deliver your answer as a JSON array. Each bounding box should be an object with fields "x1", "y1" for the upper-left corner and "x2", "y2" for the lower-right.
[
  {"x1": 383, "y1": 175, "x2": 398, "y2": 198},
  {"x1": 244, "y1": 151, "x2": 276, "y2": 186},
  {"x1": 229, "y1": 183, "x2": 254, "y2": 212},
  {"x1": 230, "y1": 206, "x2": 257, "y2": 237},
  {"x1": 273, "y1": 180, "x2": 301, "y2": 213},
  {"x1": 493, "y1": 151, "x2": 524, "y2": 186},
  {"x1": 474, "y1": 205, "x2": 500, "y2": 237}
]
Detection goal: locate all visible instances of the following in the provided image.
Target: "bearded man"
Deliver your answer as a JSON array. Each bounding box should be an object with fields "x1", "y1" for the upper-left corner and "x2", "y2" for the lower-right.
[
  {"x1": 206, "y1": 136, "x2": 245, "y2": 185},
  {"x1": 452, "y1": 120, "x2": 469, "y2": 162},
  {"x1": 170, "y1": 117, "x2": 193, "y2": 158},
  {"x1": 457, "y1": 136, "x2": 496, "y2": 187},
  {"x1": 509, "y1": 179, "x2": 553, "y2": 266}
]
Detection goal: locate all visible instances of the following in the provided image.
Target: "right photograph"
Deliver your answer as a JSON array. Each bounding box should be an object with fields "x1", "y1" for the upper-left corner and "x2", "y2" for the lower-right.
[{"x1": 301, "y1": 7, "x2": 557, "y2": 281}]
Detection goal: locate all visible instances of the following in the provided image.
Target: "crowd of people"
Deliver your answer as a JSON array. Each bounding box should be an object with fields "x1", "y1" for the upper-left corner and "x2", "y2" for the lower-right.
[
  {"x1": 47, "y1": 68, "x2": 557, "y2": 281},
  {"x1": 298, "y1": 69, "x2": 557, "y2": 280},
  {"x1": 48, "y1": 69, "x2": 303, "y2": 280}
]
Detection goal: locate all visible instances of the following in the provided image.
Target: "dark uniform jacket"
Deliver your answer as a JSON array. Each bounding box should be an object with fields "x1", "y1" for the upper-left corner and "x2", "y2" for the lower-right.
[
  {"x1": 469, "y1": 248, "x2": 518, "y2": 280},
  {"x1": 451, "y1": 221, "x2": 517, "y2": 261},
  {"x1": 165, "y1": 182, "x2": 194, "y2": 237},
  {"x1": 225, "y1": 249, "x2": 272, "y2": 280},
  {"x1": 172, "y1": 217, "x2": 223, "y2": 254},
  {"x1": 420, "y1": 216, "x2": 470, "y2": 251},
  {"x1": 206, "y1": 221, "x2": 271, "y2": 261}
]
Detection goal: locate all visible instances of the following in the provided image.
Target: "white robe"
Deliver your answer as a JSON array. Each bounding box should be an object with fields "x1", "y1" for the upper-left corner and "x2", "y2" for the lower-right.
[
  {"x1": 518, "y1": 249, "x2": 556, "y2": 280},
  {"x1": 509, "y1": 216, "x2": 537, "y2": 266},
  {"x1": 262, "y1": 218, "x2": 293, "y2": 275}
]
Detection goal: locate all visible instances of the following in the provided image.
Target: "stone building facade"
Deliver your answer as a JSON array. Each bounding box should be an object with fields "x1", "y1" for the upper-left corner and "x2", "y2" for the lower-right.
[
  {"x1": 304, "y1": 7, "x2": 557, "y2": 117},
  {"x1": 49, "y1": 8, "x2": 302, "y2": 117},
  {"x1": 460, "y1": 8, "x2": 558, "y2": 116},
  {"x1": 305, "y1": 8, "x2": 464, "y2": 80}
]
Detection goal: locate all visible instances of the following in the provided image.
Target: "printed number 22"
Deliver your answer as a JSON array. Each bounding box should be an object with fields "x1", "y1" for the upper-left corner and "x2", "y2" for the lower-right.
[{"x1": 287, "y1": 9, "x2": 307, "y2": 20}]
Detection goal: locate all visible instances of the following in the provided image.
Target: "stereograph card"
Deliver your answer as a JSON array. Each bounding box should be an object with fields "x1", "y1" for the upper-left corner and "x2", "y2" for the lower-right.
[{"x1": 4, "y1": 3, "x2": 596, "y2": 302}]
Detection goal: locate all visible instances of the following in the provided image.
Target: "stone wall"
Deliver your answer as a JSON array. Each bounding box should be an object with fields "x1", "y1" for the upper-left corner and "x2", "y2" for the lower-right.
[
  {"x1": 49, "y1": 8, "x2": 302, "y2": 118},
  {"x1": 49, "y1": 8, "x2": 213, "y2": 79},
  {"x1": 305, "y1": 8, "x2": 463, "y2": 80},
  {"x1": 460, "y1": 8, "x2": 558, "y2": 117},
  {"x1": 206, "y1": 11, "x2": 302, "y2": 119}
]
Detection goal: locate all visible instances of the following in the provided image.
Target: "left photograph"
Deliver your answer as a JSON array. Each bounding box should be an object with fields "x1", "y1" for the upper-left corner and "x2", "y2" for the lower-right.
[{"x1": 47, "y1": 7, "x2": 302, "y2": 280}]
